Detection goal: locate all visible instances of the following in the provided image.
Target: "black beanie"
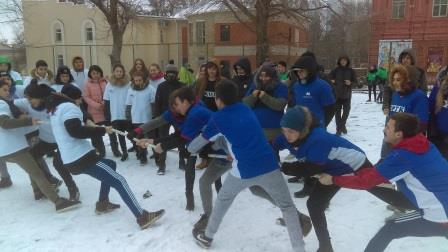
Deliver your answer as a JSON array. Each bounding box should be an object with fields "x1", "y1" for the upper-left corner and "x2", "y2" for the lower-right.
[
  {"x1": 291, "y1": 56, "x2": 318, "y2": 80},
  {"x1": 24, "y1": 82, "x2": 53, "y2": 99},
  {"x1": 61, "y1": 84, "x2": 82, "y2": 100}
]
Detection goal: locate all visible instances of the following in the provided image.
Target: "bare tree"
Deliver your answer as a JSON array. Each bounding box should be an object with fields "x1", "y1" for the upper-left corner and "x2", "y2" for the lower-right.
[
  {"x1": 147, "y1": 0, "x2": 200, "y2": 16},
  {"x1": 220, "y1": 0, "x2": 331, "y2": 65},
  {"x1": 89, "y1": 0, "x2": 145, "y2": 66},
  {"x1": 0, "y1": 0, "x2": 23, "y2": 25}
]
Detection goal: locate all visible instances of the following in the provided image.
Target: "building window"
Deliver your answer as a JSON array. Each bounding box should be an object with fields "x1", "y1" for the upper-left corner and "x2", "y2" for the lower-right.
[
  {"x1": 57, "y1": 54, "x2": 64, "y2": 67},
  {"x1": 196, "y1": 21, "x2": 205, "y2": 45},
  {"x1": 220, "y1": 24, "x2": 230, "y2": 42},
  {"x1": 55, "y1": 28, "x2": 62, "y2": 42},
  {"x1": 189, "y1": 23, "x2": 193, "y2": 44},
  {"x1": 433, "y1": 0, "x2": 448, "y2": 17},
  {"x1": 86, "y1": 27, "x2": 93, "y2": 41},
  {"x1": 160, "y1": 29, "x2": 164, "y2": 43},
  {"x1": 392, "y1": 0, "x2": 406, "y2": 19}
]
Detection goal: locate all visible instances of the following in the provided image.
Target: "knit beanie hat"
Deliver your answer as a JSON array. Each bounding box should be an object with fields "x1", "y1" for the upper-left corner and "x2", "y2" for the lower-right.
[
  {"x1": 24, "y1": 81, "x2": 53, "y2": 99},
  {"x1": 165, "y1": 63, "x2": 178, "y2": 73},
  {"x1": 259, "y1": 61, "x2": 278, "y2": 79},
  {"x1": 280, "y1": 105, "x2": 308, "y2": 132},
  {"x1": 61, "y1": 84, "x2": 82, "y2": 100}
]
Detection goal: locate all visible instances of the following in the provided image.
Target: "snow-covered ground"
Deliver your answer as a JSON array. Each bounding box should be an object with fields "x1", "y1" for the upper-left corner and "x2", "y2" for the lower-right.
[{"x1": 1, "y1": 93, "x2": 447, "y2": 252}]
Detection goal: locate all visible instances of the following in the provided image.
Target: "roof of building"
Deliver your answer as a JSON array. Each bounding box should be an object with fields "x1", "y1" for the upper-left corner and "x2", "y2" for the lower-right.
[{"x1": 173, "y1": 0, "x2": 253, "y2": 18}]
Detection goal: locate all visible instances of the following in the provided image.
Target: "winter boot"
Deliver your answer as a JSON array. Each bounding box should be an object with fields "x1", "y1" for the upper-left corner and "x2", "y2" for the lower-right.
[
  {"x1": 137, "y1": 209, "x2": 165, "y2": 229},
  {"x1": 120, "y1": 151, "x2": 128, "y2": 162},
  {"x1": 186, "y1": 192, "x2": 194, "y2": 211},
  {"x1": 193, "y1": 229, "x2": 213, "y2": 249},
  {"x1": 95, "y1": 200, "x2": 120, "y2": 214},
  {"x1": 111, "y1": 143, "x2": 122, "y2": 158},
  {"x1": 0, "y1": 177, "x2": 12, "y2": 188},
  {"x1": 193, "y1": 214, "x2": 209, "y2": 232},
  {"x1": 68, "y1": 186, "x2": 80, "y2": 201},
  {"x1": 55, "y1": 197, "x2": 81, "y2": 213}
]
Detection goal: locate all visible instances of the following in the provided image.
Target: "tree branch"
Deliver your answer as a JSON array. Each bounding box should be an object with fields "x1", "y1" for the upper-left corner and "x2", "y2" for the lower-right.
[{"x1": 221, "y1": 0, "x2": 256, "y2": 33}]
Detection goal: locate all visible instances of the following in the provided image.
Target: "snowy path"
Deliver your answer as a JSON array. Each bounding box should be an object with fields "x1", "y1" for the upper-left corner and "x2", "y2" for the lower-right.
[{"x1": 1, "y1": 93, "x2": 447, "y2": 252}]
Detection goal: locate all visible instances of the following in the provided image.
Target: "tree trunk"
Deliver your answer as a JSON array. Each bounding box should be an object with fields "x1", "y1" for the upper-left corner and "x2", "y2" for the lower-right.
[
  {"x1": 110, "y1": 28, "x2": 123, "y2": 67},
  {"x1": 255, "y1": 0, "x2": 270, "y2": 65}
]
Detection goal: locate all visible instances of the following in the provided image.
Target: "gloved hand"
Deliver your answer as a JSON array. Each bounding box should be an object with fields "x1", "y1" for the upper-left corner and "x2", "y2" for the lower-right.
[
  {"x1": 280, "y1": 162, "x2": 297, "y2": 176},
  {"x1": 127, "y1": 127, "x2": 143, "y2": 141}
]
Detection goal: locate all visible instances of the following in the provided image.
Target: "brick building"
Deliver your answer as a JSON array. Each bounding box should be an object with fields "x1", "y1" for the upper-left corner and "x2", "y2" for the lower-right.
[{"x1": 370, "y1": 0, "x2": 448, "y2": 83}]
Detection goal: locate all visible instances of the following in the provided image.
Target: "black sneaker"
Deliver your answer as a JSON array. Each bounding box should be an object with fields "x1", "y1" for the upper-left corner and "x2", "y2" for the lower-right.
[
  {"x1": 186, "y1": 192, "x2": 194, "y2": 211},
  {"x1": 121, "y1": 152, "x2": 128, "y2": 162},
  {"x1": 157, "y1": 167, "x2": 165, "y2": 175},
  {"x1": 193, "y1": 214, "x2": 209, "y2": 231},
  {"x1": 341, "y1": 126, "x2": 347, "y2": 135},
  {"x1": 95, "y1": 200, "x2": 120, "y2": 214},
  {"x1": 193, "y1": 229, "x2": 213, "y2": 249},
  {"x1": 55, "y1": 198, "x2": 81, "y2": 213},
  {"x1": 0, "y1": 177, "x2": 12, "y2": 188},
  {"x1": 137, "y1": 209, "x2": 165, "y2": 229},
  {"x1": 112, "y1": 148, "x2": 122, "y2": 158},
  {"x1": 287, "y1": 177, "x2": 300, "y2": 183},
  {"x1": 68, "y1": 186, "x2": 80, "y2": 201}
]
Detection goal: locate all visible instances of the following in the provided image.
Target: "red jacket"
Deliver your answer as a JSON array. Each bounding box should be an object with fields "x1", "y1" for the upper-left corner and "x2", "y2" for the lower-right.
[{"x1": 332, "y1": 134, "x2": 429, "y2": 189}]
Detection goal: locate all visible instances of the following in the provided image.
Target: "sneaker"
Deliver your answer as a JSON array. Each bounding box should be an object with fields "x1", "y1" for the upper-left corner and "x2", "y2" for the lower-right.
[
  {"x1": 137, "y1": 209, "x2": 165, "y2": 229},
  {"x1": 0, "y1": 177, "x2": 12, "y2": 188},
  {"x1": 186, "y1": 192, "x2": 194, "y2": 211},
  {"x1": 196, "y1": 159, "x2": 208, "y2": 170},
  {"x1": 55, "y1": 197, "x2": 81, "y2": 213},
  {"x1": 95, "y1": 200, "x2": 120, "y2": 214},
  {"x1": 157, "y1": 166, "x2": 165, "y2": 175},
  {"x1": 386, "y1": 204, "x2": 407, "y2": 213},
  {"x1": 121, "y1": 152, "x2": 128, "y2": 162},
  {"x1": 193, "y1": 214, "x2": 209, "y2": 231},
  {"x1": 193, "y1": 229, "x2": 213, "y2": 249},
  {"x1": 68, "y1": 186, "x2": 80, "y2": 201},
  {"x1": 341, "y1": 126, "x2": 347, "y2": 135}
]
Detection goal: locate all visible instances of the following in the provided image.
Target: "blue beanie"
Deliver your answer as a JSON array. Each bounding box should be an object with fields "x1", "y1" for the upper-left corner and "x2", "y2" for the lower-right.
[{"x1": 280, "y1": 106, "x2": 307, "y2": 132}]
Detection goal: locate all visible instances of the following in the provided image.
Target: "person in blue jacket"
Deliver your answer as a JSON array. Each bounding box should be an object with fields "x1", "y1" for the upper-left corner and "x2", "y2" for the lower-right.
[
  {"x1": 429, "y1": 76, "x2": 448, "y2": 159},
  {"x1": 320, "y1": 112, "x2": 448, "y2": 252},
  {"x1": 243, "y1": 61, "x2": 288, "y2": 142},
  {"x1": 275, "y1": 105, "x2": 414, "y2": 252},
  {"x1": 189, "y1": 80, "x2": 307, "y2": 252},
  {"x1": 135, "y1": 86, "x2": 229, "y2": 213},
  {"x1": 288, "y1": 55, "x2": 336, "y2": 198},
  {"x1": 381, "y1": 64, "x2": 429, "y2": 159}
]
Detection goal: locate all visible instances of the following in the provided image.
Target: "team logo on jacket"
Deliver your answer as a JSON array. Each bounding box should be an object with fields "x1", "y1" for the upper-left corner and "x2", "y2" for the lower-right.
[
  {"x1": 204, "y1": 91, "x2": 216, "y2": 98},
  {"x1": 390, "y1": 105, "x2": 406, "y2": 113}
]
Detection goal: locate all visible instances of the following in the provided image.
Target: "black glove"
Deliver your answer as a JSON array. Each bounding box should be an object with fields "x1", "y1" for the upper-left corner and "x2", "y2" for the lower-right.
[{"x1": 280, "y1": 162, "x2": 297, "y2": 176}]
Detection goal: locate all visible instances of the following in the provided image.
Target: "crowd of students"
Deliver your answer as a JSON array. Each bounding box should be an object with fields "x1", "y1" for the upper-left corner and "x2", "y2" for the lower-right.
[{"x1": 0, "y1": 51, "x2": 447, "y2": 252}]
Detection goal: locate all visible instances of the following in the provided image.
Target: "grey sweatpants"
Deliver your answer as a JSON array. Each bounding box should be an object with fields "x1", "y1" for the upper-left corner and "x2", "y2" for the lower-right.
[
  {"x1": 199, "y1": 158, "x2": 232, "y2": 216},
  {"x1": 205, "y1": 169, "x2": 305, "y2": 252},
  {"x1": 0, "y1": 159, "x2": 10, "y2": 178}
]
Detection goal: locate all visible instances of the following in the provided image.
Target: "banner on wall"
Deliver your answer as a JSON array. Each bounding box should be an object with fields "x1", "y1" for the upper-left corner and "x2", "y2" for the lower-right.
[{"x1": 378, "y1": 39, "x2": 412, "y2": 70}]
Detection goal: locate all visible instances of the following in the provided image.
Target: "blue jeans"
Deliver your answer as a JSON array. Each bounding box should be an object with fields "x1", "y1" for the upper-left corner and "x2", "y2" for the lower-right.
[
  {"x1": 81, "y1": 159, "x2": 143, "y2": 218},
  {"x1": 365, "y1": 211, "x2": 448, "y2": 252}
]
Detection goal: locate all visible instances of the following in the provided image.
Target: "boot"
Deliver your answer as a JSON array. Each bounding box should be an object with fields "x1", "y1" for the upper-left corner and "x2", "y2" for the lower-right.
[
  {"x1": 341, "y1": 125, "x2": 348, "y2": 135},
  {"x1": 157, "y1": 164, "x2": 166, "y2": 175},
  {"x1": 317, "y1": 242, "x2": 334, "y2": 252},
  {"x1": 127, "y1": 146, "x2": 135, "y2": 152},
  {"x1": 137, "y1": 209, "x2": 165, "y2": 229},
  {"x1": 140, "y1": 155, "x2": 148, "y2": 166},
  {"x1": 68, "y1": 186, "x2": 80, "y2": 201},
  {"x1": 111, "y1": 143, "x2": 122, "y2": 158},
  {"x1": 193, "y1": 214, "x2": 209, "y2": 231},
  {"x1": 55, "y1": 197, "x2": 81, "y2": 213},
  {"x1": 276, "y1": 211, "x2": 312, "y2": 237},
  {"x1": 0, "y1": 177, "x2": 12, "y2": 188},
  {"x1": 120, "y1": 151, "x2": 128, "y2": 162},
  {"x1": 95, "y1": 200, "x2": 120, "y2": 214},
  {"x1": 196, "y1": 159, "x2": 208, "y2": 170},
  {"x1": 186, "y1": 192, "x2": 194, "y2": 211}
]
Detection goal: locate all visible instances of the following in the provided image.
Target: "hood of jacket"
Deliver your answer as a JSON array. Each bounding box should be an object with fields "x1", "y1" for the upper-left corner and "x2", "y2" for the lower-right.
[{"x1": 394, "y1": 133, "x2": 429, "y2": 154}]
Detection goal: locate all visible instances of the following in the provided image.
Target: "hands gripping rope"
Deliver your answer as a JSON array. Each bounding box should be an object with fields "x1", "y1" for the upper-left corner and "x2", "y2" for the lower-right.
[{"x1": 107, "y1": 127, "x2": 230, "y2": 160}]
